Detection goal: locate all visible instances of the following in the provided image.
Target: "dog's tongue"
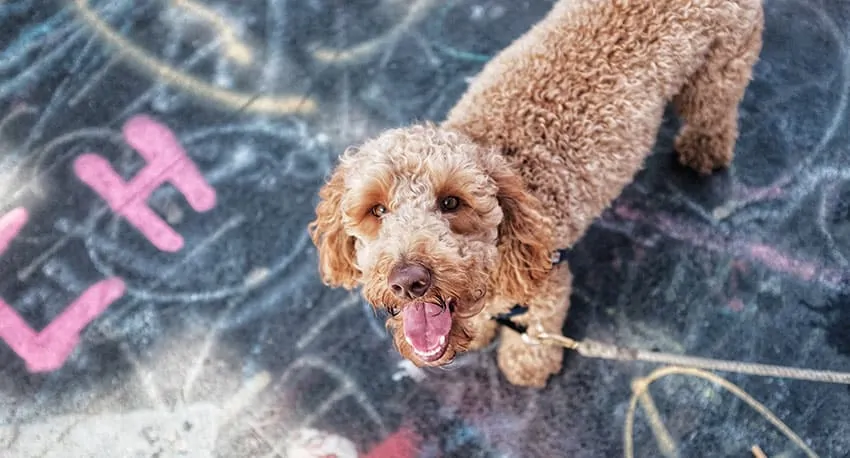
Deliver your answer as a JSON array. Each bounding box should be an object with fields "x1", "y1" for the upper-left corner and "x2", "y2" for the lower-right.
[{"x1": 402, "y1": 302, "x2": 452, "y2": 352}]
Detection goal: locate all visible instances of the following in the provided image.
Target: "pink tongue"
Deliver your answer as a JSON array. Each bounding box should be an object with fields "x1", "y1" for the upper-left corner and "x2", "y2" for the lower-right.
[{"x1": 402, "y1": 302, "x2": 452, "y2": 352}]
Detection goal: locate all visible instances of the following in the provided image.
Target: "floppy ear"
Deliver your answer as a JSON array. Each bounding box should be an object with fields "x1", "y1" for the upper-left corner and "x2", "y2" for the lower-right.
[
  {"x1": 308, "y1": 166, "x2": 360, "y2": 289},
  {"x1": 486, "y1": 155, "x2": 554, "y2": 303}
]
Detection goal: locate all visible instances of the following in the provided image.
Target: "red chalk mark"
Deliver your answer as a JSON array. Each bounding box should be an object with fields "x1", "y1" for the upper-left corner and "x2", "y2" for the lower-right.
[
  {"x1": 0, "y1": 208, "x2": 126, "y2": 372},
  {"x1": 0, "y1": 207, "x2": 28, "y2": 252},
  {"x1": 0, "y1": 278, "x2": 125, "y2": 372},
  {"x1": 365, "y1": 428, "x2": 420, "y2": 458},
  {"x1": 73, "y1": 115, "x2": 216, "y2": 252}
]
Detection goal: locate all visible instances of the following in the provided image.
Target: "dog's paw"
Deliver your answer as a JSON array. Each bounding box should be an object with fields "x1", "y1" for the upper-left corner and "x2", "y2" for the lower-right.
[
  {"x1": 674, "y1": 125, "x2": 735, "y2": 175},
  {"x1": 497, "y1": 338, "x2": 563, "y2": 388}
]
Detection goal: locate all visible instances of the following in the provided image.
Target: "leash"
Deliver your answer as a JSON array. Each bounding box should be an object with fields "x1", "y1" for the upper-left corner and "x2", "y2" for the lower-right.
[
  {"x1": 490, "y1": 248, "x2": 848, "y2": 458},
  {"x1": 490, "y1": 249, "x2": 850, "y2": 385},
  {"x1": 501, "y1": 314, "x2": 850, "y2": 384}
]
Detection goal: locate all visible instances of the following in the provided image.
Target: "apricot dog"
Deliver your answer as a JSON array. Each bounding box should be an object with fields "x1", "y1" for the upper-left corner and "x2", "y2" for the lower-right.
[{"x1": 309, "y1": 0, "x2": 764, "y2": 387}]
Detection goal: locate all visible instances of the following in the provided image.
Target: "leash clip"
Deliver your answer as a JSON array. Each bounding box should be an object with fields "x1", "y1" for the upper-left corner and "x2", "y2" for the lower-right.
[
  {"x1": 521, "y1": 321, "x2": 549, "y2": 346},
  {"x1": 490, "y1": 305, "x2": 549, "y2": 346}
]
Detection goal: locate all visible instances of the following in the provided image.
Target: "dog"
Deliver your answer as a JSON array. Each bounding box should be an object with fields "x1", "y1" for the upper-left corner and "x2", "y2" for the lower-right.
[{"x1": 309, "y1": 0, "x2": 764, "y2": 387}]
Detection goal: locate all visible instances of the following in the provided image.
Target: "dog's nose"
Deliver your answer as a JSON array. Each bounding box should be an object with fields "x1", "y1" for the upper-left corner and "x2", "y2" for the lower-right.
[{"x1": 388, "y1": 263, "x2": 432, "y2": 299}]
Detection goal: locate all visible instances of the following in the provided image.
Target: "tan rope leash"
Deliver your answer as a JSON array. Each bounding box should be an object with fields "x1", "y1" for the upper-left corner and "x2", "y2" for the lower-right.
[
  {"x1": 623, "y1": 366, "x2": 820, "y2": 458},
  {"x1": 504, "y1": 250, "x2": 850, "y2": 385},
  {"x1": 491, "y1": 302, "x2": 846, "y2": 456},
  {"x1": 521, "y1": 330, "x2": 850, "y2": 384},
  {"x1": 492, "y1": 250, "x2": 849, "y2": 457},
  {"x1": 504, "y1": 326, "x2": 843, "y2": 458}
]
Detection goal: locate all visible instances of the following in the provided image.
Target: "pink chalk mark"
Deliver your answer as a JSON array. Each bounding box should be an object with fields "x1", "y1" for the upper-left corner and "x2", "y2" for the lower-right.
[
  {"x1": 728, "y1": 297, "x2": 745, "y2": 312},
  {"x1": 747, "y1": 244, "x2": 816, "y2": 281},
  {"x1": 73, "y1": 114, "x2": 216, "y2": 252},
  {"x1": 0, "y1": 208, "x2": 127, "y2": 371},
  {"x1": 0, "y1": 207, "x2": 28, "y2": 252},
  {"x1": 613, "y1": 204, "x2": 642, "y2": 220},
  {"x1": 0, "y1": 278, "x2": 125, "y2": 372},
  {"x1": 609, "y1": 203, "x2": 842, "y2": 286}
]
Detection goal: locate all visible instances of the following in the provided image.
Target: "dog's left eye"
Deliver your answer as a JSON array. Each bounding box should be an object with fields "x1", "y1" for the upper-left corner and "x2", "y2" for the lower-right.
[
  {"x1": 370, "y1": 204, "x2": 388, "y2": 218},
  {"x1": 439, "y1": 196, "x2": 461, "y2": 212}
]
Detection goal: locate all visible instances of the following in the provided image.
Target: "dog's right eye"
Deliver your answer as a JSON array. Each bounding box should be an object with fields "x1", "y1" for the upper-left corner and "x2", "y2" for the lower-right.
[
  {"x1": 370, "y1": 204, "x2": 388, "y2": 218},
  {"x1": 439, "y1": 196, "x2": 461, "y2": 212}
]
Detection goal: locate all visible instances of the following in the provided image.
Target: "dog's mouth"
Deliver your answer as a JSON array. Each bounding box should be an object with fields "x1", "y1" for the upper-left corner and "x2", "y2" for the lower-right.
[{"x1": 401, "y1": 301, "x2": 453, "y2": 362}]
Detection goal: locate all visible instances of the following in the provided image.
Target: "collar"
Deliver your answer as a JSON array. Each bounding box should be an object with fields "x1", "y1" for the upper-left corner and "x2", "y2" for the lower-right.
[
  {"x1": 551, "y1": 248, "x2": 570, "y2": 266},
  {"x1": 490, "y1": 248, "x2": 571, "y2": 334}
]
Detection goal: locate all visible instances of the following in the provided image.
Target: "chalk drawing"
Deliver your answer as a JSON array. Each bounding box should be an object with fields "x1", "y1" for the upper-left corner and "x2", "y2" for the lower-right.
[
  {"x1": 170, "y1": 0, "x2": 253, "y2": 66},
  {"x1": 0, "y1": 207, "x2": 126, "y2": 372},
  {"x1": 0, "y1": 278, "x2": 126, "y2": 372},
  {"x1": 74, "y1": 115, "x2": 216, "y2": 252},
  {"x1": 282, "y1": 428, "x2": 359, "y2": 458},
  {"x1": 0, "y1": 0, "x2": 848, "y2": 455},
  {"x1": 0, "y1": 207, "x2": 28, "y2": 252},
  {"x1": 309, "y1": 0, "x2": 438, "y2": 65},
  {"x1": 71, "y1": 0, "x2": 316, "y2": 115},
  {"x1": 77, "y1": 120, "x2": 329, "y2": 305}
]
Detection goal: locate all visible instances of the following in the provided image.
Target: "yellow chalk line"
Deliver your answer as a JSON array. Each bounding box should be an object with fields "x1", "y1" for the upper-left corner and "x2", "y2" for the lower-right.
[{"x1": 71, "y1": 0, "x2": 316, "y2": 115}]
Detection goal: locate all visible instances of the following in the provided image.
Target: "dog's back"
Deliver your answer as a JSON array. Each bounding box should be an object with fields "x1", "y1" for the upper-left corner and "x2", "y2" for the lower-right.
[{"x1": 443, "y1": 0, "x2": 764, "y2": 248}]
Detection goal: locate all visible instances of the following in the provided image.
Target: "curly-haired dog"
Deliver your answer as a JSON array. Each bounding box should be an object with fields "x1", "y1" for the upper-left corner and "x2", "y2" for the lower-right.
[{"x1": 309, "y1": 0, "x2": 764, "y2": 387}]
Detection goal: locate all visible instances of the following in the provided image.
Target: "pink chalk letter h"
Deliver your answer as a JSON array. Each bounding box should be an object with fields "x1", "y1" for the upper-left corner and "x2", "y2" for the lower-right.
[
  {"x1": 74, "y1": 115, "x2": 216, "y2": 252},
  {"x1": 0, "y1": 208, "x2": 126, "y2": 372}
]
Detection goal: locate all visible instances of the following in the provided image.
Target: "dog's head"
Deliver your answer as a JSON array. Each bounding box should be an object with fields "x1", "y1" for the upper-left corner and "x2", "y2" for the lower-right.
[{"x1": 308, "y1": 123, "x2": 553, "y2": 365}]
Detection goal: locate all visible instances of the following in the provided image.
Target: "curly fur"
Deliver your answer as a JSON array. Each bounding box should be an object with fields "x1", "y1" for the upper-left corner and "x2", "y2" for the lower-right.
[{"x1": 309, "y1": 0, "x2": 764, "y2": 387}]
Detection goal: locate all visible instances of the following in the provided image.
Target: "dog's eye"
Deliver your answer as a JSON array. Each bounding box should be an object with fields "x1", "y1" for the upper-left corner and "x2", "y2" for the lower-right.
[
  {"x1": 439, "y1": 196, "x2": 461, "y2": 212},
  {"x1": 370, "y1": 204, "x2": 388, "y2": 218}
]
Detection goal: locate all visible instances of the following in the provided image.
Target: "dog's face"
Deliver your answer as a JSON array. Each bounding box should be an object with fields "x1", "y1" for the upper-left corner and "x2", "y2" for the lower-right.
[{"x1": 309, "y1": 124, "x2": 553, "y2": 366}]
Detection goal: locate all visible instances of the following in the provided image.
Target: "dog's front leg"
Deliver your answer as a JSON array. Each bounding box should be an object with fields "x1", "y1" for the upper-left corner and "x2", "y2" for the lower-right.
[{"x1": 496, "y1": 263, "x2": 572, "y2": 388}]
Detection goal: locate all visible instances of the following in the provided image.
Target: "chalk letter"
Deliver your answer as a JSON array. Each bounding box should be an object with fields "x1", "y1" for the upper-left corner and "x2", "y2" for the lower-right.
[
  {"x1": 74, "y1": 115, "x2": 216, "y2": 252},
  {"x1": 0, "y1": 208, "x2": 126, "y2": 372}
]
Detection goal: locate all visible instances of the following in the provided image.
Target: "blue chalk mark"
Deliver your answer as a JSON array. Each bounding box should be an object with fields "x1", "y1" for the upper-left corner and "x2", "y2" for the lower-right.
[
  {"x1": 0, "y1": 9, "x2": 72, "y2": 71},
  {"x1": 0, "y1": 0, "x2": 36, "y2": 18}
]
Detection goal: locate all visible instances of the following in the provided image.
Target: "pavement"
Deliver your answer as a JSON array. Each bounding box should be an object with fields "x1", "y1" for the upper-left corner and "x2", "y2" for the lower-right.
[{"x1": 1, "y1": 0, "x2": 849, "y2": 457}]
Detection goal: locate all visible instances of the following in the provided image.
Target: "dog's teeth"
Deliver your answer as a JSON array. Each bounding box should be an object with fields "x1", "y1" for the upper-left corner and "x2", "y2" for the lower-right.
[
  {"x1": 414, "y1": 337, "x2": 449, "y2": 358},
  {"x1": 420, "y1": 346, "x2": 439, "y2": 357}
]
